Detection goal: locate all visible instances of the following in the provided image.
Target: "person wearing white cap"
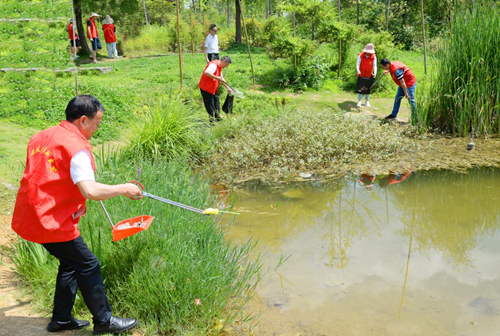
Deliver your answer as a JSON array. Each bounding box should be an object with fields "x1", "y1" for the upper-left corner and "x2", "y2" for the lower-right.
[
  {"x1": 356, "y1": 43, "x2": 377, "y2": 108},
  {"x1": 102, "y1": 15, "x2": 118, "y2": 59},
  {"x1": 87, "y1": 13, "x2": 102, "y2": 63}
]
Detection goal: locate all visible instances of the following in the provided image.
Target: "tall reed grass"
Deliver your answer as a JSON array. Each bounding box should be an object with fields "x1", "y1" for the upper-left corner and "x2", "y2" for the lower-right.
[
  {"x1": 418, "y1": 4, "x2": 500, "y2": 136},
  {"x1": 124, "y1": 97, "x2": 207, "y2": 162},
  {"x1": 9, "y1": 152, "x2": 262, "y2": 334}
]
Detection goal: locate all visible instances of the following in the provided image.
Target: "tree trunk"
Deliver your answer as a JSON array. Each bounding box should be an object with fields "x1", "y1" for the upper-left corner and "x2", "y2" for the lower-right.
[
  {"x1": 74, "y1": 0, "x2": 90, "y2": 54},
  {"x1": 235, "y1": 0, "x2": 242, "y2": 43},
  {"x1": 266, "y1": 0, "x2": 270, "y2": 20},
  {"x1": 142, "y1": 0, "x2": 149, "y2": 27},
  {"x1": 420, "y1": 0, "x2": 427, "y2": 75},
  {"x1": 356, "y1": 0, "x2": 359, "y2": 25}
]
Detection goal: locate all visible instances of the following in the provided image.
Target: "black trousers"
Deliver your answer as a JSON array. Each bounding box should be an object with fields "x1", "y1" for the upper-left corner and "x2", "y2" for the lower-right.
[
  {"x1": 207, "y1": 53, "x2": 219, "y2": 61},
  {"x1": 200, "y1": 89, "x2": 234, "y2": 121},
  {"x1": 42, "y1": 235, "x2": 112, "y2": 325},
  {"x1": 200, "y1": 89, "x2": 221, "y2": 122}
]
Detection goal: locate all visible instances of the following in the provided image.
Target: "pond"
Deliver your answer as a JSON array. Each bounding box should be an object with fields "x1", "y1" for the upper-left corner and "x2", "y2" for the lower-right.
[{"x1": 221, "y1": 168, "x2": 500, "y2": 336}]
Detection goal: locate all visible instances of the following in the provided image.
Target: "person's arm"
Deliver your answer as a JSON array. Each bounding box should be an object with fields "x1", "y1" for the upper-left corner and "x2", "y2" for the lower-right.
[
  {"x1": 204, "y1": 63, "x2": 222, "y2": 82},
  {"x1": 77, "y1": 180, "x2": 141, "y2": 200},
  {"x1": 204, "y1": 36, "x2": 210, "y2": 63},
  {"x1": 70, "y1": 150, "x2": 141, "y2": 201},
  {"x1": 356, "y1": 56, "x2": 361, "y2": 76},
  {"x1": 373, "y1": 56, "x2": 377, "y2": 77},
  {"x1": 395, "y1": 68, "x2": 409, "y2": 99}
]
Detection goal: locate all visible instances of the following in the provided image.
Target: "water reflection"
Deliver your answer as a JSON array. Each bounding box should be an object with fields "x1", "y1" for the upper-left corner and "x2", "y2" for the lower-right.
[{"x1": 223, "y1": 168, "x2": 500, "y2": 336}]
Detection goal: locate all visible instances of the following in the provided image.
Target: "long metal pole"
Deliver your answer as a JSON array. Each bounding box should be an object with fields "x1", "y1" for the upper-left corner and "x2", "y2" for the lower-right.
[
  {"x1": 176, "y1": 0, "x2": 183, "y2": 86},
  {"x1": 337, "y1": 0, "x2": 341, "y2": 79}
]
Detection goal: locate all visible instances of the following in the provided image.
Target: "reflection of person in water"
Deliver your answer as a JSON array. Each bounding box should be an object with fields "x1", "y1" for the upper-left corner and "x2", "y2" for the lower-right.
[
  {"x1": 379, "y1": 170, "x2": 412, "y2": 188},
  {"x1": 359, "y1": 173, "x2": 376, "y2": 192}
]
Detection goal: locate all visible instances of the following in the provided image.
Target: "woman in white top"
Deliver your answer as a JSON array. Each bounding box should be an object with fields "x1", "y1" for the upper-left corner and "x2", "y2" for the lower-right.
[{"x1": 204, "y1": 23, "x2": 219, "y2": 63}]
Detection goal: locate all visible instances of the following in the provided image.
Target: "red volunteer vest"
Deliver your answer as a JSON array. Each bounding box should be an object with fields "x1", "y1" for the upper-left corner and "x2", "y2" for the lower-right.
[
  {"x1": 390, "y1": 61, "x2": 417, "y2": 88},
  {"x1": 198, "y1": 60, "x2": 222, "y2": 95},
  {"x1": 68, "y1": 22, "x2": 78, "y2": 40},
  {"x1": 87, "y1": 18, "x2": 99, "y2": 38},
  {"x1": 357, "y1": 52, "x2": 375, "y2": 78},
  {"x1": 102, "y1": 23, "x2": 116, "y2": 43},
  {"x1": 11, "y1": 121, "x2": 95, "y2": 244},
  {"x1": 388, "y1": 171, "x2": 411, "y2": 185}
]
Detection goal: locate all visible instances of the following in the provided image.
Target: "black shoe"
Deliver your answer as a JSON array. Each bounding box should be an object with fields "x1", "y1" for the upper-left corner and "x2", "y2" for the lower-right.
[
  {"x1": 93, "y1": 316, "x2": 137, "y2": 335},
  {"x1": 47, "y1": 317, "x2": 90, "y2": 332},
  {"x1": 384, "y1": 114, "x2": 397, "y2": 120}
]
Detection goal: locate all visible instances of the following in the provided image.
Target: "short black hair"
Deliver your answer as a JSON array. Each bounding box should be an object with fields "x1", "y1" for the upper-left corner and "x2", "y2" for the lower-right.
[
  {"x1": 209, "y1": 23, "x2": 217, "y2": 31},
  {"x1": 380, "y1": 58, "x2": 391, "y2": 66},
  {"x1": 65, "y1": 95, "x2": 104, "y2": 122},
  {"x1": 221, "y1": 55, "x2": 232, "y2": 64}
]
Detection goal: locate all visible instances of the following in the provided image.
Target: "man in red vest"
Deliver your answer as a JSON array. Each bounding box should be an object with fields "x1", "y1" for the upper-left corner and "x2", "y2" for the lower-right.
[
  {"x1": 380, "y1": 58, "x2": 417, "y2": 120},
  {"x1": 11, "y1": 95, "x2": 140, "y2": 334},
  {"x1": 67, "y1": 19, "x2": 80, "y2": 60},
  {"x1": 198, "y1": 55, "x2": 232, "y2": 122},
  {"x1": 87, "y1": 13, "x2": 102, "y2": 64}
]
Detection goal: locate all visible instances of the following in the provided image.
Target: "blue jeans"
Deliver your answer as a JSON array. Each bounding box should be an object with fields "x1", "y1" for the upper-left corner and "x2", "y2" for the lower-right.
[
  {"x1": 358, "y1": 94, "x2": 370, "y2": 101},
  {"x1": 106, "y1": 42, "x2": 118, "y2": 58},
  {"x1": 390, "y1": 83, "x2": 417, "y2": 117}
]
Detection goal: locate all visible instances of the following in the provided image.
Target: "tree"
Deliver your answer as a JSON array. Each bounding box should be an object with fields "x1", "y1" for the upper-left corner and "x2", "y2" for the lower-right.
[{"x1": 235, "y1": 0, "x2": 242, "y2": 43}]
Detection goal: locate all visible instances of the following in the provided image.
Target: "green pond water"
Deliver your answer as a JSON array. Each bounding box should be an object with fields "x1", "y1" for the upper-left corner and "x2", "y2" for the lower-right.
[{"x1": 221, "y1": 168, "x2": 500, "y2": 336}]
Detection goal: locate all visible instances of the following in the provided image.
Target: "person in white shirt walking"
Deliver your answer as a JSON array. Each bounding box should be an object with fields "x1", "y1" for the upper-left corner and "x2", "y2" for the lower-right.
[{"x1": 204, "y1": 24, "x2": 219, "y2": 63}]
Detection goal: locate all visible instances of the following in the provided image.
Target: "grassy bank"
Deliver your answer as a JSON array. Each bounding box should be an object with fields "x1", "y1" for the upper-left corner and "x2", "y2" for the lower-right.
[{"x1": 10, "y1": 156, "x2": 262, "y2": 334}]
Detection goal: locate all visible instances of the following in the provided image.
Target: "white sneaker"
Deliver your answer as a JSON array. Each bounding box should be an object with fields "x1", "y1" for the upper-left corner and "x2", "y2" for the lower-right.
[
  {"x1": 365, "y1": 101, "x2": 371, "y2": 108},
  {"x1": 356, "y1": 101, "x2": 362, "y2": 108}
]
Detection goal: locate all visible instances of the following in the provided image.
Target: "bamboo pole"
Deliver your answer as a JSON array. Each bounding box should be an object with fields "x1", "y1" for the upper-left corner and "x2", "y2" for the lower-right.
[
  {"x1": 337, "y1": 0, "x2": 341, "y2": 79},
  {"x1": 356, "y1": 0, "x2": 359, "y2": 25},
  {"x1": 237, "y1": 0, "x2": 255, "y2": 85},
  {"x1": 190, "y1": 9, "x2": 194, "y2": 56},
  {"x1": 420, "y1": 0, "x2": 427, "y2": 75},
  {"x1": 176, "y1": 0, "x2": 183, "y2": 86},
  {"x1": 293, "y1": 12, "x2": 296, "y2": 70}
]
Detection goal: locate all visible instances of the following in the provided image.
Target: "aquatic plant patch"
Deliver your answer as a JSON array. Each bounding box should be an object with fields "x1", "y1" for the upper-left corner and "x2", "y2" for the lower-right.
[{"x1": 205, "y1": 109, "x2": 415, "y2": 181}]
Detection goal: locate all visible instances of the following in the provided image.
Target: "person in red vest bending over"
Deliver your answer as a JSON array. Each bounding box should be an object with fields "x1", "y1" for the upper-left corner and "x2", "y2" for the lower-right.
[
  {"x1": 87, "y1": 13, "x2": 102, "y2": 64},
  {"x1": 198, "y1": 55, "x2": 232, "y2": 122},
  {"x1": 380, "y1": 58, "x2": 417, "y2": 120},
  {"x1": 356, "y1": 43, "x2": 377, "y2": 108},
  {"x1": 67, "y1": 19, "x2": 81, "y2": 60},
  {"x1": 102, "y1": 15, "x2": 118, "y2": 59},
  {"x1": 11, "y1": 95, "x2": 140, "y2": 335}
]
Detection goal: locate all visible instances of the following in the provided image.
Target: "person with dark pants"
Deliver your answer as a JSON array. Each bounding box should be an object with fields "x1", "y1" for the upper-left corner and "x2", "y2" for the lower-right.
[
  {"x1": 380, "y1": 58, "x2": 417, "y2": 120},
  {"x1": 198, "y1": 56, "x2": 232, "y2": 122},
  {"x1": 11, "y1": 95, "x2": 142, "y2": 334}
]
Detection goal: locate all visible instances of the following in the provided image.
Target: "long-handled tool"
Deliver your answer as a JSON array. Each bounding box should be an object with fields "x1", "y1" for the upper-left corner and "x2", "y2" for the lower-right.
[
  {"x1": 369, "y1": 74, "x2": 384, "y2": 90},
  {"x1": 222, "y1": 80, "x2": 245, "y2": 98}
]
